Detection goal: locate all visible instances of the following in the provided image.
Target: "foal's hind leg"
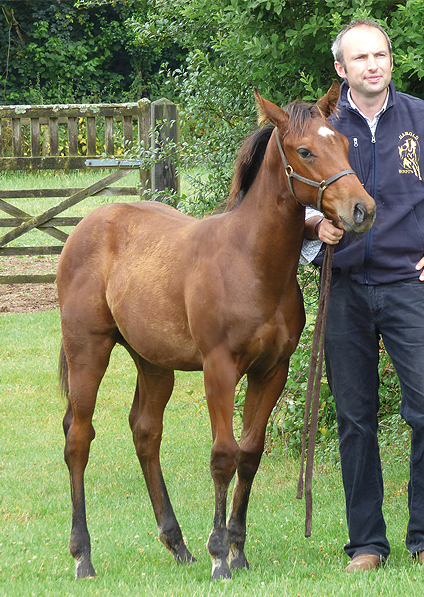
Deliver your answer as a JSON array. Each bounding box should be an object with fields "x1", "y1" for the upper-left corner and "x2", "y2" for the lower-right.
[
  {"x1": 227, "y1": 362, "x2": 289, "y2": 571},
  {"x1": 128, "y1": 354, "x2": 195, "y2": 564},
  {"x1": 62, "y1": 334, "x2": 115, "y2": 579}
]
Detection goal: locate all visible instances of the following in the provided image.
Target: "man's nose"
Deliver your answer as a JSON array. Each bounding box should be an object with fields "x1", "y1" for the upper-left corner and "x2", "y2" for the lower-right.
[{"x1": 366, "y1": 55, "x2": 378, "y2": 70}]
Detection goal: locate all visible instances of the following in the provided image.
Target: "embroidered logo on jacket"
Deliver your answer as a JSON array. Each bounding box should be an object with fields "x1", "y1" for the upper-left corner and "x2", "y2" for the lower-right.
[{"x1": 398, "y1": 132, "x2": 422, "y2": 180}]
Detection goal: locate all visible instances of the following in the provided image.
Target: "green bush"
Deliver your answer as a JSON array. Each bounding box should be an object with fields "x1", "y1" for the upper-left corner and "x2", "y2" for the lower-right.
[{"x1": 0, "y1": 0, "x2": 185, "y2": 104}]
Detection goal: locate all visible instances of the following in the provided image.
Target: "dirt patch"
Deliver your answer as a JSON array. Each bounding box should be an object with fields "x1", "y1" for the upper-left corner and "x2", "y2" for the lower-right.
[{"x1": 0, "y1": 256, "x2": 59, "y2": 314}]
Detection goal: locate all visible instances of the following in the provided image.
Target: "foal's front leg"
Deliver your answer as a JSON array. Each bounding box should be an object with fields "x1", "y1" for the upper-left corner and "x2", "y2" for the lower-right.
[
  {"x1": 203, "y1": 351, "x2": 240, "y2": 580},
  {"x1": 227, "y1": 363, "x2": 289, "y2": 571}
]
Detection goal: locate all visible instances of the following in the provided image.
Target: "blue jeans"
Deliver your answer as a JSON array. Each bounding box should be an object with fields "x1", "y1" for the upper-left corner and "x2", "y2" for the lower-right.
[{"x1": 324, "y1": 274, "x2": 424, "y2": 559}]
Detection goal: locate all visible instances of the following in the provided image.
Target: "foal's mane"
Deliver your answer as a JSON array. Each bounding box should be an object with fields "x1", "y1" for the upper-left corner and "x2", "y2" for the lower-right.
[{"x1": 225, "y1": 101, "x2": 323, "y2": 212}]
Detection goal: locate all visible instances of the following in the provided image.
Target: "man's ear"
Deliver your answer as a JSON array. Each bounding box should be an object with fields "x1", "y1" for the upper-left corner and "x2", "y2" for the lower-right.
[{"x1": 334, "y1": 61, "x2": 346, "y2": 79}]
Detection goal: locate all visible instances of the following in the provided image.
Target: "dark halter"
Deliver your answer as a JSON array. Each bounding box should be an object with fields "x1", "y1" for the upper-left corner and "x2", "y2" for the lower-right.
[{"x1": 275, "y1": 129, "x2": 355, "y2": 212}]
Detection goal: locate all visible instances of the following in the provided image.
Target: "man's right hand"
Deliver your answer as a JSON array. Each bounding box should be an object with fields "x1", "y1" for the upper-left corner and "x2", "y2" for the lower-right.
[
  {"x1": 304, "y1": 215, "x2": 344, "y2": 244},
  {"x1": 317, "y1": 218, "x2": 345, "y2": 245}
]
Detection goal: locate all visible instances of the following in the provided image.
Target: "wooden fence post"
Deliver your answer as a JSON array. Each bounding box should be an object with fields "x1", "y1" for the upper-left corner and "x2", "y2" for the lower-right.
[
  {"x1": 137, "y1": 98, "x2": 151, "y2": 195},
  {"x1": 150, "y1": 98, "x2": 179, "y2": 200}
]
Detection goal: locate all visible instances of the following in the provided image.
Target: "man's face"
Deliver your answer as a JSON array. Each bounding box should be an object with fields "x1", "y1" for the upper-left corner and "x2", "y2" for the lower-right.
[{"x1": 335, "y1": 26, "x2": 393, "y2": 100}]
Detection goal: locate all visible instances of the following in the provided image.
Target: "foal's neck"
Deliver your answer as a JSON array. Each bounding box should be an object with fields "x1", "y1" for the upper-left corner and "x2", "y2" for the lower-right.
[{"x1": 231, "y1": 168, "x2": 306, "y2": 276}]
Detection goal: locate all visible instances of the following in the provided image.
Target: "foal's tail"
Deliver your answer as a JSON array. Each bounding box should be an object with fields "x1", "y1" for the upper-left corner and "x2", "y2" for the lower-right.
[{"x1": 59, "y1": 343, "x2": 70, "y2": 401}]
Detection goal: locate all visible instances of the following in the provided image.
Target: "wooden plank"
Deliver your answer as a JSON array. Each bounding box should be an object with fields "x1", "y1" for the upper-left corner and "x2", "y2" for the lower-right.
[
  {"x1": 31, "y1": 118, "x2": 41, "y2": 156},
  {"x1": 12, "y1": 118, "x2": 22, "y2": 157},
  {"x1": 124, "y1": 115, "x2": 133, "y2": 149},
  {"x1": 0, "y1": 101, "x2": 149, "y2": 119},
  {"x1": 0, "y1": 189, "x2": 84, "y2": 199},
  {"x1": 150, "y1": 99, "x2": 179, "y2": 196},
  {"x1": 0, "y1": 156, "x2": 88, "y2": 170},
  {"x1": 0, "y1": 274, "x2": 56, "y2": 285},
  {"x1": 0, "y1": 217, "x2": 82, "y2": 227},
  {"x1": 87, "y1": 117, "x2": 96, "y2": 155},
  {"x1": 0, "y1": 245, "x2": 63, "y2": 256},
  {"x1": 138, "y1": 101, "x2": 151, "y2": 193},
  {"x1": 0, "y1": 198, "x2": 35, "y2": 218},
  {"x1": 91, "y1": 187, "x2": 139, "y2": 197},
  {"x1": 0, "y1": 168, "x2": 135, "y2": 247},
  {"x1": 0, "y1": 187, "x2": 139, "y2": 199},
  {"x1": 0, "y1": 198, "x2": 69, "y2": 243},
  {"x1": 0, "y1": 220, "x2": 69, "y2": 242},
  {"x1": 68, "y1": 117, "x2": 78, "y2": 155},
  {"x1": 49, "y1": 117, "x2": 59, "y2": 155}
]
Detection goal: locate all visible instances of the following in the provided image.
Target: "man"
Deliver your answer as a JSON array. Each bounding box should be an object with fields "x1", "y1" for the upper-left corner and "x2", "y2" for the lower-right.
[{"x1": 303, "y1": 20, "x2": 424, "y2": 572}]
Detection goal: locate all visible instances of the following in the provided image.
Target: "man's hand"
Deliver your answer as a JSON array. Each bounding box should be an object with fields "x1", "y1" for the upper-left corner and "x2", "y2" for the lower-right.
[
  {"x1": 317, "y1": 218, "x2": 344, "y2": 245},
  {"x1": 416, "y1": 256, "x2": 424, "y2": 281},
  {"x1": 304, "y1": 215, "x2": 344, "y2": 244}
]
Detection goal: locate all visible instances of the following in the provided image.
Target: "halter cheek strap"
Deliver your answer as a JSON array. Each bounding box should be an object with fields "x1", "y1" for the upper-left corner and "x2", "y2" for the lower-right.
[{"x1": 275, "y1": 129, "x2": 355, "y2": 212}]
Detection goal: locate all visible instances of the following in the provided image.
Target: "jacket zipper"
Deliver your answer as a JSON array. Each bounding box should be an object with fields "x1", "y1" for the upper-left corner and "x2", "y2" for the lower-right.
[
  {"x1": 351, "y1": 125, "x2": 375, "y2": 284},
  {"x1": 364, "y1": 110, "x2": 390, "y2": 283},
  {"x1": 363, "y1": 134, "x2": 376, "y2": 285}
]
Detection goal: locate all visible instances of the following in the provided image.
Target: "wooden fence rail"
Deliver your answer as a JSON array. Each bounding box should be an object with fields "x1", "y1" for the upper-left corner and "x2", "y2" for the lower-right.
[{"x1": 0, "y1": 98, "x2": 179, "y2": 284}]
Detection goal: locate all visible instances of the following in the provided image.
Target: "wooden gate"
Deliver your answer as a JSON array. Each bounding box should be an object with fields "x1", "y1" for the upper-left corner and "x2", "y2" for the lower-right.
[{"x1": 0, "y1": 98, "x2": 179, "y2": 284}]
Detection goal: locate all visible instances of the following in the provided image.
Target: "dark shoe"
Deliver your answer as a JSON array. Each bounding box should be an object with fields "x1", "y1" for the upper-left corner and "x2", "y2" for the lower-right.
[{"x1": 345, "y1": 553, "x2": 381, "y2": 572}]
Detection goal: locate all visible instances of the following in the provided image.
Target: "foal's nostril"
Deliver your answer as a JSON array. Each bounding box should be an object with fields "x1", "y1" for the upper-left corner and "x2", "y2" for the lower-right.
[{"x1": 353, "y1": 202, "x2": 366, "y2": 224}]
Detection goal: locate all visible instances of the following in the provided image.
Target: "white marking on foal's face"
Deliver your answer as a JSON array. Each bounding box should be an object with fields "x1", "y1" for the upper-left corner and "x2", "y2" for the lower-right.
[{"x1": 318, "y1": 126, "x2": 335, "y2": 138}]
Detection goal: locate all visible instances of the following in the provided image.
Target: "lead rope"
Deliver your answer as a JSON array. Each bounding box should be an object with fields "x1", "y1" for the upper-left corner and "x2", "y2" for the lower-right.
[{"x1": 296, "y1": 243, "x2": 334, "y2": 537}]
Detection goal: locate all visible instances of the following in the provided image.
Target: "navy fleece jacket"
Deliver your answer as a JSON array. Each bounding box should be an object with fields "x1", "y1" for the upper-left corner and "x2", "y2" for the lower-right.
[{"x1": 315, "y1": 81, "x2": 424, "y2": 285}]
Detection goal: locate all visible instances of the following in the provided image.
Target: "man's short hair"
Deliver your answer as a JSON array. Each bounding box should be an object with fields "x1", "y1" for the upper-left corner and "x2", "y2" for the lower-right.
[{"x1": 331, "y1": 19, "x2": 393, "y2": 70}]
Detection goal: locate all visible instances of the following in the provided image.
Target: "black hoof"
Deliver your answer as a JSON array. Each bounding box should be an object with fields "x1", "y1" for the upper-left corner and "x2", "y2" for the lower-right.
[
  {"x1": 211, "y1": 559, "x2": 232, "y2": 580},
  {"x1": 75, "y1": 557, "x2": 96, "y2": 579},
  {"x1": 230, "y1": 552, "x2": 249, "y2": 570},
  {"x1": 173, "y1": 543, "x2": 196, "y2": 564}
]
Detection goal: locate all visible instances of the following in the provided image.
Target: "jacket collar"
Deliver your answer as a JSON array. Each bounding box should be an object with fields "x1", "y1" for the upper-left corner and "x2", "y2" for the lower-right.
[{"x1": 339, "y1": 80, "x2": 396, "y2": 110}]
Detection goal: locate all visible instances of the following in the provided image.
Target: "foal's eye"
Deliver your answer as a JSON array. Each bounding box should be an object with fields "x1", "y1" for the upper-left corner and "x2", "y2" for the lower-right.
[{"x1": 298, "y1": 148, "x2": 313, "y2": 159}]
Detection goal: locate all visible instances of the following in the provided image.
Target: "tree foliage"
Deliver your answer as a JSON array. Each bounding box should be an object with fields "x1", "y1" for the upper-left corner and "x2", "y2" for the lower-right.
[
  {"x1": 0, "y1": 0, "x2": 183, "y2": 104},
  {"x1": 138, "y1": 0, "x2": 424, "y2": 102}
]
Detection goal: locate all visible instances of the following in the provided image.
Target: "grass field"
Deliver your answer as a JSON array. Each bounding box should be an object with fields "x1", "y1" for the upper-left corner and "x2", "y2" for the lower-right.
[{"x1": 1, "y1": 308, "x2": 423, "y2": 596}]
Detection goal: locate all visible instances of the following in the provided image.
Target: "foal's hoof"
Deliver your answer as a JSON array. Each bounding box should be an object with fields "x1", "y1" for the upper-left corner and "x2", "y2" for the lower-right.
[
  {"x1": 75, "y1": 556, "x2": 96, "y2": 579},
  {"x1": 172, "y1": 544, "x2": 196, "y2": 564},
  {"x1": 229, "y1": 550, "x2": 249, "y2": 571},
  {"x1": 211, "y1": 558, "x2": 232, "y2": 580}
]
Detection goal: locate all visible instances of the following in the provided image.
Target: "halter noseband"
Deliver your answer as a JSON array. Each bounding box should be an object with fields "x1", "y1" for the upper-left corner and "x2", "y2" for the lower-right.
[{"x1": 275, "y1": 129, "x2": 355, "y2": 212}]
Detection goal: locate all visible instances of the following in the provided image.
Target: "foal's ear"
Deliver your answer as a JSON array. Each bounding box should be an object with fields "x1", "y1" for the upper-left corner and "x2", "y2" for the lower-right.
[
  {"x1": 316, "y1": 80, "x2": 340, "y2": 118},
  {"x1": 254, "y1": 88, "x2": 289, "y2": 128}
]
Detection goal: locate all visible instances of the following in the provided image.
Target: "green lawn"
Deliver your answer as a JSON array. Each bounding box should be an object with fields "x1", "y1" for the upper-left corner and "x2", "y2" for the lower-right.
[{"x1": 0, "y1": 308, "x2": 422, "y2": 596}]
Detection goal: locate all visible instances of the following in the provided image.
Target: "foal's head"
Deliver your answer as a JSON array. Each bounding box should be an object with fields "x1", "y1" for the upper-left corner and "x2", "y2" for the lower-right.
[{"x1": 248, "y1": 83, "x2": 376, "y2": 233}]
